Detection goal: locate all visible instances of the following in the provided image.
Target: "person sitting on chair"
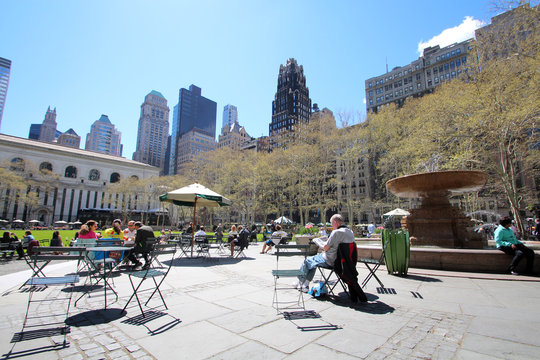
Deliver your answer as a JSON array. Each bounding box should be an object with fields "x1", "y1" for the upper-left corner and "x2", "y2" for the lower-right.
[
  {"x1": 2, "y1": 231, "x2": 24, "y2": 259},
  {"x1": 25, "y1": 231, "x2": 40, "y2": 256},
  {"x1": 126, "y1": 222, "x2": 154, "y2": 270},
  {"x1": 260, "y1": 225, "x2": 287, "y2": 254},
  {"x1": 295, "y1": 214, "x2": 355, "y2": 293},
  {"x1": 229, "y1": 225, "x2": 249, "y2": 257},
  {"x1": 195, "y1": 226, "x2": 206, "y2": 238}
]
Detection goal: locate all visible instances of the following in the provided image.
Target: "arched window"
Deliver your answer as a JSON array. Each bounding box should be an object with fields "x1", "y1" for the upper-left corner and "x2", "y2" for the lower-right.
[
  {"x1": 130, "y1": 175, "x2": 139, "y2": 180},
  {"x1": 110, "y1": 172, "x2": 121, "y2": 183},
  {"x1": 10, "y1": 158, "x2": 25, "y2": 171},
  {"x1": 88, "y1": 169, "x2": 100, "y2": 181},
  {"x1": 65, "y1": 166, "x2": 77, "y2": 178},
  {"x1": 39, "y1": 162, "x2": 53, "y2": 173}
]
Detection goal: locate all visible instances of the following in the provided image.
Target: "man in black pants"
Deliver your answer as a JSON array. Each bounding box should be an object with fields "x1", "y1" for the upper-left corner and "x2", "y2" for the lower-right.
[{"x1": 127, "y1": 222, "x2": 154, "y2": 270}]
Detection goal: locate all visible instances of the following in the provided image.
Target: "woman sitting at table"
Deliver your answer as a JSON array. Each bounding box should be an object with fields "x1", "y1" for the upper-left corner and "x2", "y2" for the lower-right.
[
  {"x1": 228, "y1": 225, "x2": 238, "y2": 243},
  {"x1": 78, "y1": 220, "x2": 99, "y2": 241},
  {"x1": 50, "y1": 230, "x2": 63, "y2": 247}
]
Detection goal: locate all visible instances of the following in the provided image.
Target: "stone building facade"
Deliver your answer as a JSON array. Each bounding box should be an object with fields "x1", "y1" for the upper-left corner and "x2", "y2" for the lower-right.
[{"x1": 0, "y1": 134, "x2": 159, "y2": 225}]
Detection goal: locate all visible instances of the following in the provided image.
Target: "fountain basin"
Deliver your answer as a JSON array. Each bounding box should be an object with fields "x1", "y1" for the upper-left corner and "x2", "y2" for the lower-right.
[
  {"x1": 386, "y1": 171, "x2": 489, "y2": 249},
  {"x1": 386, "y1": 170, "x2": 488, "y2": 198}
]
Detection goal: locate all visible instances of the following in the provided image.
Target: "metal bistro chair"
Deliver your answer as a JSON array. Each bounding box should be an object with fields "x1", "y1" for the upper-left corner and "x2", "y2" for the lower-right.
[
  {"x1": 16, "y1": 247, "x2": 85, "y2": 346},
  {"x1": 194, "y1": 234, "x2": 210, "y2": 258},
  {"x1": 176, "y1": 234, "x2": 193, "y2": 258},
  {"x1": 122, "y1": 243, "x2": 177, "y2": 317},
  {"x1": 360, "y1": 239, "x2": 387, "y2": 289},
  {"x1": 271, "y1": 244, "x2": 310, "y2": 313},
  {"x1": 317, "y1": 242, "x2": 368, "y2": 302}
]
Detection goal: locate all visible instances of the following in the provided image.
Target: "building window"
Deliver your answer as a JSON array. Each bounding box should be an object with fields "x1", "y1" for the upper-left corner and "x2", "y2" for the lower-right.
[
  {"x1": 110, "y1": 172, "x2": 121, "y2": 183},
  {"x1": 39, "y1": 162, "x2": 52, "y2": 173},
  {"x1": 65, "y1": 166, "x2": 77, "y2": 178},
  {"x1": 10, "y1": 158, "x2": 25, "y2": 172}
]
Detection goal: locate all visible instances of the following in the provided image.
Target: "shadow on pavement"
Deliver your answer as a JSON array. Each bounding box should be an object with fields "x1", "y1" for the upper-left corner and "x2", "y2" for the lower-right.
[
  {"x1": 66, "y1": 308, "x2": 126, "y2": 327},
  {"x1": 402, "y1": 274, "x2": 442, "y2": 282},
  {"x1": 121, "y1": 310, "x2": 181, "y2": 336},
  {"x1": 313, "y1": 291, "x2": 395, "y2": 315}
]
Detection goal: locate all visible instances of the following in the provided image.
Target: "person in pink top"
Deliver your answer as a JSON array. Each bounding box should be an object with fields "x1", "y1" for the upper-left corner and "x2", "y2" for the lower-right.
[{"x1": 78, "y1": 220, "x2": 99, "y2": 239}]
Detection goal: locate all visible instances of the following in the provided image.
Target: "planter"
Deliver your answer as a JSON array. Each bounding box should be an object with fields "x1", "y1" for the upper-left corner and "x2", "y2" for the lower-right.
[{"x1": 382, "y1": 229, "x2": 410, "y2": 276}]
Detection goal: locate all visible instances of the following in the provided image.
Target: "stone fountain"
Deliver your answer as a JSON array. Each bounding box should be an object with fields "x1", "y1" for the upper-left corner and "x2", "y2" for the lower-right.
[{"x1": 386, "y1": 170, "x2": 488, "y2": 249}]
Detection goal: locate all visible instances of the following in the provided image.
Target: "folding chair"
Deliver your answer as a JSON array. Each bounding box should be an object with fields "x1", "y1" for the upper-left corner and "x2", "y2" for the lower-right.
[
  {"x1": 19, "y1": 275, "x2": 79, "y2": 347},
  {"x1": 360, "y1": 240, "x2": 387, "y2": 289},
  {"x1": 230, "y1": 236, "x2": 249, "y2": 258},
  {"x1": 318, "y1": 242, "x2": 367, "y2": 302},
  {"x1": 17, "y1": 249, "x2": 83, "y2": 347},
  {"x1": 317, "y1": 262, "x2": 348, "y2": 297},
  {"x1": 122, "y1": 243, "x2": 177, "y2": 317},
  {"x1": 271, "y1": 244, "x2": 310, "y2": 313},
  {"x1": 175, "y1": 234, "x2": 192, "y2": 258},
  {"x1": 195, "y1": 234, "x2": 210, "y2": 258}
]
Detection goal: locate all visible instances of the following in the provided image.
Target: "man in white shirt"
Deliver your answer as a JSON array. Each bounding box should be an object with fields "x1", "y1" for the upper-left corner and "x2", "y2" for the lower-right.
[
  {"x1": 195, "y1": 226, "x2": 207, "y2": 238},
  {"x1": 295, "y1": 214, "x2": 355, "y2": 292}
]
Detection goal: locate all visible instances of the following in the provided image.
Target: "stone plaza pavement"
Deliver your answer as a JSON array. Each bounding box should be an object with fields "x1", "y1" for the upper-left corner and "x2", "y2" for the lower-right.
[{"x1": 0, "y1": 243, "x2": 539, "y2": 360}]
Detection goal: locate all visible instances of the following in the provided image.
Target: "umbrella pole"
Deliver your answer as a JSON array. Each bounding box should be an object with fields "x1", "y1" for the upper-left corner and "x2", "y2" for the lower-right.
[{"x1": 192, "y1": 197, "x2": 197, "y2": 258}]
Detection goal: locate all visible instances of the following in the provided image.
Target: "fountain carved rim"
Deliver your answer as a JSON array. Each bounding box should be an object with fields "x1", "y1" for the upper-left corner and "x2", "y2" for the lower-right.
[{"x1": 386, "y1": 170, "x2": 488, "y2": 198}]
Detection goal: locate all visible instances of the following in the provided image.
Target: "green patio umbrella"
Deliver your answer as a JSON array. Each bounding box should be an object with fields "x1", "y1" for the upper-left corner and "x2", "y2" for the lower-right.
[{"x1": 159, "y1": 183, "x2": 231, "y2": 257}]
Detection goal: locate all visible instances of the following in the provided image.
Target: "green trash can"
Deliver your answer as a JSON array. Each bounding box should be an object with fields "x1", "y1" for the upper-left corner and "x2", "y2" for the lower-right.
[{"x1": 382, "y1": 229, "x2": 410, "y2": 276}]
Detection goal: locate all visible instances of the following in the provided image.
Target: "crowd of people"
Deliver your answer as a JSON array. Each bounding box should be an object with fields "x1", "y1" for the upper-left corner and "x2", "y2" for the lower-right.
[{"x1": 2, "y1": 214, "x2": 538, "y2": 279}]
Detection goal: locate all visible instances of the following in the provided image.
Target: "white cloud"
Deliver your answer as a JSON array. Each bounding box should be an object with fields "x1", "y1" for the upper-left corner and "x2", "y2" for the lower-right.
[{"x1": 417, "y1": 16, "x2": 485, "y2": 55}]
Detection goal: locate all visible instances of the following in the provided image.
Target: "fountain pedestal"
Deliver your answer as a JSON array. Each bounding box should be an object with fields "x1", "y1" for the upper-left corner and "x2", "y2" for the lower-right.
[{"x1": 386, "y1": 171, "x2": 488, "y2": 249}]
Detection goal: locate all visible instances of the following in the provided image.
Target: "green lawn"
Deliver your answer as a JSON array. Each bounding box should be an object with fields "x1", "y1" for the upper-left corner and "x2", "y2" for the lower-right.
[{"x1": 5, "y1": 230, "x2": 268, "y2": 247}]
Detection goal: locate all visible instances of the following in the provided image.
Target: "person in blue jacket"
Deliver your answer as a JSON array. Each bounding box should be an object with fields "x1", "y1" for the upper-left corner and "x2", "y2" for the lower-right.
[{"x1": 495, "y1": 217, "x2": 534, "y2": 275}]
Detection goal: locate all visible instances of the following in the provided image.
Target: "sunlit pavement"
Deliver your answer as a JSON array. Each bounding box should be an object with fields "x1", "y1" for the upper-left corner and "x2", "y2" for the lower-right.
[{"x1": 1, "y1": 244, "x2": 539, "y2": 359}]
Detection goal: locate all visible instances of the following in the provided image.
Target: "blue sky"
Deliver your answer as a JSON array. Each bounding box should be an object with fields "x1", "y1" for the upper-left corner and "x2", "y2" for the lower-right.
[{"x1": 1, "y1": 0, "x2": 494, "y2": 158}]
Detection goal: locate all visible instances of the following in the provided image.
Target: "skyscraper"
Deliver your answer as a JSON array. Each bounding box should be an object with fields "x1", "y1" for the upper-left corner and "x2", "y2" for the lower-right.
[
  {"x1": 170, "y1": 85, "x2": 217, "y2": 174},
  {"x1": 39, "y1": 106, "x2": 58, "y2": 143},
  {"x1": 132, "y1": 90, "x2": 170, "y2": 173},
  {"x1": 85, "y1": 115, "x2": 122, "y2": 156},
  {"x1": 222, "y1": 104, "x2": 238, "y2": 130},
  {"x1": 0, "y1": 57, "x2": 11, "y2": 130},
  {"x1": 28, "y1": 124, "x2": 41, "y2": 140},
  {"x1": 269, "y1": 58, "x2": 312, "y2": 149}
]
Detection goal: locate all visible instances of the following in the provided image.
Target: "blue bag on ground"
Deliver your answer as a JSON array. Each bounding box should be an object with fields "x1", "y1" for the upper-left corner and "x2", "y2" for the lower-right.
[{"x1": 308, "y1": 282, "x2": 328, "y2": 297}]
